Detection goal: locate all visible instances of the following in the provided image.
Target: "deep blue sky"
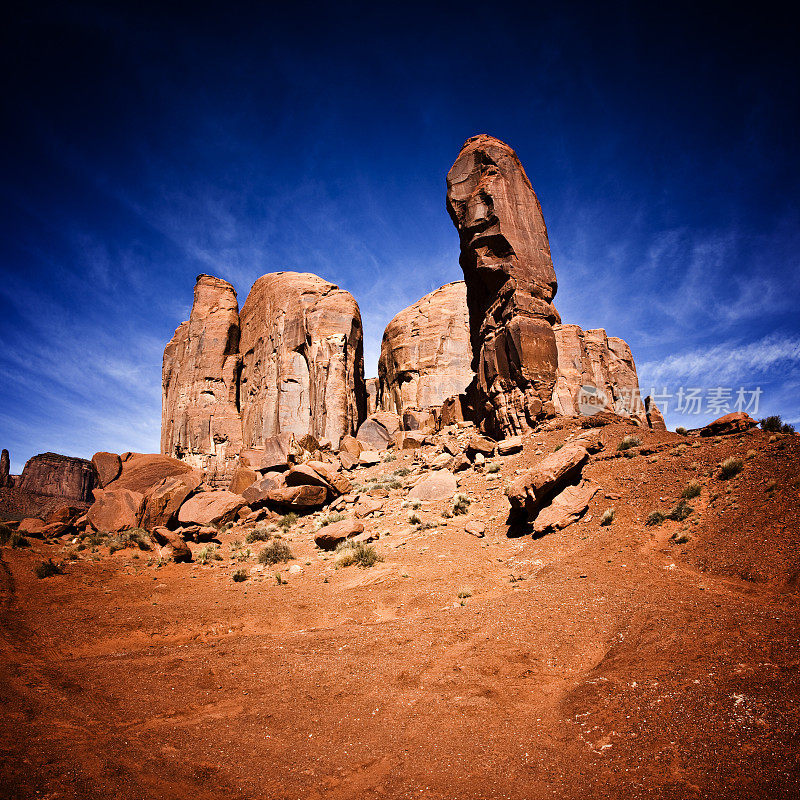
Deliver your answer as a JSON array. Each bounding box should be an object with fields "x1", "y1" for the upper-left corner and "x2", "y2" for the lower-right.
[{"x1": 2, "y1": 1, "x2": 798, "y2": 472}]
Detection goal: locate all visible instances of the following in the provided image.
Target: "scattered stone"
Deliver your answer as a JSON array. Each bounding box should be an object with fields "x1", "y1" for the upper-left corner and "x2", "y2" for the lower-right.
[
  {"x1": 17, "y1": 518, "x2": 48, "y2": 537},
  {"x1": 339, "y1": 435, "x2": 362, "y2": 458},
  {"x1": 153, "y1": 527, "x2": 192, "y2": 562},
  {"x1": 358, "y1": 450, "x2": 381, "y2": 466},
  {"x1": 431, "y1": 452, "x2": 453, "y2": 470},
  {"x1": 264, "y1": 485, "x2": 327, "y2": 510},
  {"x1": 466, "y1": 436, "x2": 496, "y2": 458},
  {"x1": 138, "y1": 471, "x2": 203, "y2": 530},
  {"x1": 229, "y1": 466, "x2": 259, "y2": 495},
  {"x1": 451, "y1": 454, "x2": 471, "y2": 472},
  {"x1": 354, "y1": 498, "x2": 383, "y2": 518},
  {"x1": 700, "y1": 412, "x2": 757, "y2": 437},
  {"x1": 242, "y1": 472, "x2": 285, "y2": 507}
]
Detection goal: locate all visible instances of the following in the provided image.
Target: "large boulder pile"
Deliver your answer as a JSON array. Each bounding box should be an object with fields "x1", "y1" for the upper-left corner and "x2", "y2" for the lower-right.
[{"x1": 377, "y1": 281, "x2": 473, "y2": 419}]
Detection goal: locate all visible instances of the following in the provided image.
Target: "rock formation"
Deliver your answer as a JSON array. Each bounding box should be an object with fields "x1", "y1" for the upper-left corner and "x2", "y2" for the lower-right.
[
  {"x1": 239, "y1": 272, "x2": 365, "y2": 451},
  {"x1": 377, "y1": 282, "x2": 473, "y2": 418},
  {"x1": 16, "y1": 453, "x2": 94, "y2": 502},
  {"x1": 447, "y1": 134, "x2": 561, "y2": 437},
  {"x1": 551, "y1": 325, "x2": 645, "y2": 420},
  {"x1": 0, "y1": 449, "x2": 11, "y2": 488},
  {"x1": 161, "y1": 275, "x2": 243, "y2": 485},
  {"x1": 162, "y1": 272, "x2": 366, "y2": 485}
]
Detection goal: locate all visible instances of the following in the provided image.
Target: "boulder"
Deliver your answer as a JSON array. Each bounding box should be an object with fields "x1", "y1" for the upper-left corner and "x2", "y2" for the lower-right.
[
  {"x1": 466, "y1": 436, "x2": 496, "y2": 458},
  {"x1": 356, "y1": 417, "x2": 393, "y2": 450},
  {"x1": 241, "y1": 472, "x2": 285, "y2": 506},
  {"x1": 152, "y1": 527, "x2": 192, "y2": 562},
  {"x1": 430, "y1": 452, "x2": 453, "y2": 470},
  {"x1": 533, "y1": 482, "x2": 599, "y2": 533},
  {"x1": 408, "y1": 470, "x2": 458, "y2": 502},
  {"x1": 447, "y1": 134, "x2": 560, "y2": 437},
  {"x1": 177, "y1": 491, "x2": 246, "y2": 526},
  {"x1": 17, "y1": 518, "x2": 48, "y2": 537},
  {"x1": 105, "y1": 453, "x2": 194, "y2": 495},
  {"x1": 354, "y1": 498, "x2": 383, "y2": 518},
  {"x1": 264, "y1": 485, "x2": 327, "y2": 510},
  {"x1": 314, "y1": 519, "x2": 364, "y2": 550},
  {"x1": 239, "y1": 272, "x2": 366, "y2": 451},
  {"x1": 399, "y1": 432, "x2": 427, "y2": 450},
  {"x1": 464, "y1": 520, "x2": 486, "y2": 537},
  {"x1": 402, "y1": 409, "x2": 438, "y2": 433},
  {"x1": 285, "y1": 464, "x2": 336, "y2": 495},
  {"x1": 45, "y1": 505, "x2": 83, "y2": 526},
  {"x1": 161, "y1": 275, "x2": 244, "y2": 486},
  {"x1": 87, "y1": 488, "x2": 144, "y2": 533},
  {"x1": 306, "y1": 461, "x2": 351, "y2": 495},
  {"x1": 229, "y1": 466, "x2": 259, "y2": 495},
  {"x1": 240, "y1": 432, "x2": 297, "y2": 472},
  {"x1": 377, "y1": 282, "x2": 473, "y2": 417},
  {"x1": 138, "y1": 471, "x2": 203, "y2": 530},
  {"x1": 358, "y1": 450, "x2": 381, "y2": 466},
  {"x1": 497, "y1": 436, "x2": 523, "y2": 456},
  {"x1": 91, "y1": 451, "x2": 122, "y2": 488},
  {"x1": 339, "y1": 451, "x2": 358, "y2": 470},
  {"x1": 339, "y1": 435, "x2": 362, "y2": 458},
  {"x1": 17, "y1": 452, "x2": 94, "y2": 501},
  {"x1": 441, "y1": 395, "x2": 468, "y2": 426},
  {"x1": 700, "y1": 412, "x2": 757, "y2": 437},
  {"x1": 506, "y1": 442, "x2": 590, "y2": 519}
]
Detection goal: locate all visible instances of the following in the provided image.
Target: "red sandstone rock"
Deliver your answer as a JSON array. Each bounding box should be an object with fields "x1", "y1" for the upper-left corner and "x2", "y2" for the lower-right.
[
  {"x1": 0, "y1": 449, "x2": 11, "y2": 488},
  {"x1": 532, "y1": 481, "x2": 599, "y2": 533},
  {"x1": 229, "y1": 466, "x2": 258, "y2": 495},
  {"x1": 17, "y1": 452, "x2": 95, "y2": 502},
  {"x1": 408, "y1": 470, "x2": 458, "y2": 501},
  {"x1": 314, "y1": 519, "x2": 364, "y2": 550},
  {"x1": 87, "y1": 489, "x2": 144, "y2": 533},
  {"x1": 138, "y1": 471, "x2": 203, "y2": 530},
  {"x1": 447, "y1": 135, "x2": 561, "y2": 437},
  {"x1": 645, "y1": 396, "x2": 668, "y2": 431},
  {"x1": 339, "y1": 435, "x2": 362, "y2": 458},
  {"x1": 264, "y1": 485, "x2": 327, "y2": 509},
  {"x1": 105, "y1": 453, "x2": 194, "y2": 495},
  {"x1": 241, "y1": 473, "x2": 286, "y2": 507},
  {"x1": 700, "y1": 412, "x2": 757, "y2": 437},
  {"x1": 17, "y1": 518, "x2": 48, "y2": 537},
  {"x1": 161, "y1": 275, "x2": 243, "y2": 486},
  {"x1": 356, "y1": 417, "x2": 393, "y2": 450},
  {"x1": 177, "y1": 490, "x2": 245, "y2": 527},
  {"x1": 91, "y1": 452, "x2": 122, "y2": 488},
  {"x1": 377, "y1": 282, "x2": 473, "y2": 418}
]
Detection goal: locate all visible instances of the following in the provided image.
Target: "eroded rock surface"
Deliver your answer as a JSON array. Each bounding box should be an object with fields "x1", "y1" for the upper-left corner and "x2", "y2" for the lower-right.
[
  {"x1": 377, "y1": 282, "x2": 473, "y2": 418},
  {"x1": 0, "y1": 449, "x2": 11, "y2": 488},
  {"x1": 447, "y1": 134, "x2": 560, "y2": 437},
  {"x1": 17, "y1": 453, "x2": 94, "y2": 502}
]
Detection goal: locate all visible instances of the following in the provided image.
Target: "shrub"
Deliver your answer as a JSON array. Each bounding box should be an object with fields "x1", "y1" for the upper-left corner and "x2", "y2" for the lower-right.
[
  {"x1": 402, "y1": 499, "x2": 422, "y2": 510},
  {"x1": 197, "y1": 545, "x2": 222, "y2": 564},
  {"x1": 554, "y1": 444, "x2": 563, "y2": 452},
  {"x1": 382, "y1": 452, "x2": 396, "y2": 462},
  {"x1": 258, "y1": 539, "x2": 293, "y2": 565},
  {"x1": 393, "y1": 467, "x2": 411, "y2": 477},
  {"x1": 486, "y1": 462, "x2": 501, "y2": 474},
  {"x1": 646, "y1": 510, "x2": 666, "y2": 526},
  {"x1": 600, "y1": 508, "x2": 615, "y2": 526},
  {"x1": 317, "y1": 512, "x2": 346, "y2": 528},
  {"x1": 232, "y1": 568, "x2": 248, "y2": 582},
  {"x1": 278, "y1": 513, "x2": 298, "y2": 531},
  {"x1": 783, "y1": 423, "x2": 796, "y2": 434},
  {"x1": 246, "y1": 525, "x2": 276, "y2": 543},
  {"x1": 617, "y1": 436, "x2": 641, "y2": 452},
  {"x1": 235, "y1": 547, "x2": 251, "y2": 562},
  {"x1": 682, "y1": 480, "x2": 702, "y2": 499},
  {"x1": 457, "y1": 587, "x2": 473, "y2": 599},
  {"x1": 667, "y1": 499, "x2": 694, "y2": 522},
  {"x1": 108, "y1": 528, "x2": 151, "y2": 553},
  {"x1": 676, "y1": 426, "x2": 688, "y2": 436},
  {"x1": 451, "y1": 493, "x2": 471, "y2": 516},
  {"x1": 35, "y1": 559, "x2": 63, "y2": 578},
  {"x1": 673, "y1": 532, "x2": 691, "y2": 545},
  {"x1": 719, "y1": 457, "x2": 743, "y2": 480},
  {"x1": 334, "y1": 540, "x2": 382, "y2": 568},
  {"x1": 408, "y1": 512, "x2": 422, "y2": 525},
  {"x1": 761, "y1": 415, "x2": 783, "y2": 433}
]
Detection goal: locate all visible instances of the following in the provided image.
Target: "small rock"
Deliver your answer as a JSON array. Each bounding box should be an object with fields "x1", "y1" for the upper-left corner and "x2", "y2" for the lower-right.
[{"x1": 464, "y1": 521, "x2": 486, "y2": 537}]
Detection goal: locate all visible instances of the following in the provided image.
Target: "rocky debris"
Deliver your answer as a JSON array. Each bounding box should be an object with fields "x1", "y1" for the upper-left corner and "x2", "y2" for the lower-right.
[
  {"x1": 286, "y1": 464, "x2": 337, "y2": 497},
  {"x1": 464, "y1": 520, "x2": 486, "y2": 537},
  {"x1": 532, "y1": 481, "x2": 599, "y2": 533},
  {"x1": 408, "y1": 470, "x2": 458, "y2": 501},
  {"x1": 645, "y1": 395, "x2": 667, "y2": 431},
  {"x1": 229, "y1": 466, "x2": 258, "y2": 495},
  {"x1": 398, "y1": 432, "x2": 427, "y2": 450},
  {"x1": 91, "y1": 452, "x2": 122, "y2": 488},
  {"x1": 17, "y1": 453, "x2": 95, "y2": 501},
  {"x1": 239, "y1": 432, "x2": 300, "y2": 473},
  {"x1": 447, "y1": 134, "x2": 561, "y2": 438},
  {"x1": 377, "y1": 281, "x2": 473, "y2": 417},
  {"x1": 177, "y1": 491, "x2": 245, "y2": 527},
  {"x1": 402, "y1": 409, "x2": 437, "y2": 433},
  {"x1": 552, "y1": 325, "x2": 645, "y2": 421},
  {"x1": 339, "y1": 435, "x2": 362, "y2": 458},
  {"x1": 450, "y1": 454, "x2": 471, "y2": 472},
  {"x1": 0, "y1": 449, "x2": 12, "y2": 488},
  {"x1": 314, "y1": 518, "x2": 364, "y2": 550},
  {"x1": 354, "y1": 497, "x2": 383, "y2": 518},
  {"x1": 241, "y1": 473, "x2": 285, "y2": 506},
  {"x1": 104, "y1": 453, "x2": 194, "y2": 495},
  {"x1": 339, "y1": 451, "x2": 358, "y2": 470},
  {"x1": 306, "y1": 461, "x2": 351, "y2": 495},
  {"x1": 431, "y1": 452, "x2": 453, "y2": 470},
  {"x1": 441, "y1": 394, "x2": 470, "y2": 426},
  {"x1": 264, "y1": 485, "x2": 327, "y2": 510},
  {"x1": 87, "y1": 488, "x2": 144, "y2": 533},
  {"x1": 506, "y1": 442, "x2": 590, "y2": 519},
  {"x1": 45, "y1": 505, "x2": 83, "y2": 526},
  {"x1": 138, "y1": 471, "x2": 203, "y2": 530},
  {"x1": 239, "y1": 272, "x2": 366, "y2": 451},
  {"x1": 466, "y1": 436, "x2": 496, "y2": 459},
  {"x1": 17, "y1": 517, "x2": 48, "y2": 537},
  {"x1": 358, "y1": 450, "x2": 381, "y2": 466},
  {"x1": 497, "y1": 436, "x2": 523, "y2": 455},
  {"x1": 152, "y1": 527, "x2": 192, "y2": 562},
  {"x1": 356, "y1": 417, "x2": 393, "y2": 450},
  {"x1": 700, "y1": 412, "x2": 757, "y2": 436},
  {"x1": 161, "y1": 275, "x2": 244, "y2": 486}
]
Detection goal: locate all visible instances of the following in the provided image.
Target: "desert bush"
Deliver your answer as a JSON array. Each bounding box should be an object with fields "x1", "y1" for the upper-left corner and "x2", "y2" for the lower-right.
[
  {"x1": 278, "y1": 513, "x2": 298, "y2": 531},
  {"x1": 682, "y1": 480, "x2": 702, "y2": 500},
  {"x1": 783, "y1": 422, "x2": 796, "y2": 434},
  {"x1": 408, "y1": 512, "x2": 422, "y2": 525},
  {"x1": 258, "y1": 539, "x2": 293, "y2": 565},
  {"x1": 676, "y1": 426, "x2": 688, "y2": 435},
  {"x1": 554, "y1": 444, "x2": 563, "y2": 452},
  {"x1": 719, "y1": 457, "x2": 743, "y2": 480},
  {"x1": 393, "y1": 467, "x2": 411, "y2": 477},
  {"x1": 317, "y1": 512, "x2": 346, "y2": 528},
  {"x1": 761, "y1": 415, "x2": 783, "y2": 433},
  {"x1": 197, "y1": 544, "x2": 223, "y2": 564},
  {"x1": 673, "y1": 532, "x2": 691, "y2": 544},
  {"x1": 334, "y1": 539, "x2": 382, "y2": 569},
  {"x1": 667, "y1": 499, "x2": 694, "y2": 522},
  {"x1": 451, "y1": 493, "x2": 471, "y2": 516},
  {"x1": 35, "y1": 559, "x2": 63, "y2": 578},
  {"x1": 402, "y1": 499, "x2": 422, "y2": 510},
  {"x1": 617, "y1": 436, "x2": 641, "y2": 452},
  {"x1": 382, "y1": 452, "x2": 396, "y2": 462},
  {"x1": 232, "y1": 568, "x2": 248, "y2": 582},
  {"x1": 108, "y1": 528, "x2": 151, "y2": 553},
  {"x1": 646, "y1": 510, "x2": 666, "y2": 526},
  {"x1": 246, "y1": 524, "x2": 278, "y2": 543},
  {"x1": 600, "y1": 508, "x2": 615, "y2": 526},
  {"x1": 486, "y1": 462, "x2": 501, "y2": 474},
  {"x1": 457, "y1": 587, "x2": 473, "y2": 599}
]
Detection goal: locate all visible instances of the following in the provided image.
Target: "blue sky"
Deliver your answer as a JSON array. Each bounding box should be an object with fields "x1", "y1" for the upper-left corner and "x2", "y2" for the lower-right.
[{"x1": 2, "y1": 1, "x2": 798, "y2": 472}]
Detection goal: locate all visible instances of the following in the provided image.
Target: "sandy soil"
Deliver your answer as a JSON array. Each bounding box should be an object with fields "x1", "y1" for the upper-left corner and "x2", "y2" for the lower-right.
[{"x1": 1, "y1": 421, "x2": 799, "y2": 799}]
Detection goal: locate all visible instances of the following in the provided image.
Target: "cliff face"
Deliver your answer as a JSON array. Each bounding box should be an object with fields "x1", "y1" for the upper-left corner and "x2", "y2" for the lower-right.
[
  {"x1": 16, "y1": 452, "x2": 94, "y2": 501},
  {"x1": 239, "y1": 272, "x2": 366, "y2": 450},
  {"x1": 162, "y1": 272, "x2": 366, "y2": 483},
  {"x1": 377, "y1": 282, "x2": 473, "y2": 417},
  {"x1": 447, "y1": 134, "x2": 561, "y2": 437}
]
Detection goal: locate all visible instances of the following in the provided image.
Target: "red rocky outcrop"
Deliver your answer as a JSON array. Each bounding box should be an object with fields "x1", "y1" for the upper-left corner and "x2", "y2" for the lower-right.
[{"x1": 16, "y1": 453, "x2": 94, "y2": 502}]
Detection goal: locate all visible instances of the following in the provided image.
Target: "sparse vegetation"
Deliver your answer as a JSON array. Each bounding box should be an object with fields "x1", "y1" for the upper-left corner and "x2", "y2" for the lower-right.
[
  {"x1": 246, "y1": 525, "x2": 276, "y2": 543},
  {"x1": 35, "y1": 559, "x2": 63, "y2": 578},
  {"x1": 317, "y1": 512, "x2": 346, "y2": 528},
  {"x1": 402, "y1": 498, "x2": 422, "y2": 510},
  {"x1": 108, "y1": 528, "x2": 151, "y2": 553},
  {"x1": 682, "y1": 480, "x2": 702, "y2": 500},
  {"x1": 197, "y1": 544, "x2": 223, "y2": 564},
  {"x1": 667, "y1": 499, "x2": 694, "y2": 522},
  {"x1": 451, "y1": 493, "x2": 471, "y2": 516},
  {"x1": 232, "y1": 568, "x2": 248, "y2": 582},
  {"x1": 673, "y1": 532, "x2": 691, "y2": 545},
  {"x1": 408, "y1": 512, "x2": 422, "y2": 525},
  {"x1": 393, "y1": 467, "x2": 411, "y2": 477},
  {"x1": 719, "y1": 457, "x2": 743, "y2": 480},
  {"x1": 600, "y1": 508, "x2": 615, "y2": 526},
  {"x1": 382, "y1": 452, "x2": 396, "y2": 462},
  {"x1": 554, "y1": 444, "x2": 563, "y2": 452},
  {"x1": 274, "y1": 572, "x2": 286, "y2": 585},
  {"x1": 676, "y1": 426, "x2": 688, "y2": 435},
  {"x1": 646, "y1": 510, "x2": 666, "y2": 526},
  {"x1": 258, "y1": 539, "x2": 294, "y2": 565},
  {"x1": 617, "y1": 435, "x2": 641, "y2": 452},
  {"x1": 457, "y1": 587, "x2": 473, "y2": 599},
  {"x1": 486, "y1": 462, "x2": 501, "y2": 474},
  {"x1": 334, "y1": 539, "x2": 382, "y2": 568},
  {"x1": 278, "y1": 513, "x2": 298, "y2": 531},
  {"x1": 760, "y1": 415, "x2": 794, "y2": 433}
]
